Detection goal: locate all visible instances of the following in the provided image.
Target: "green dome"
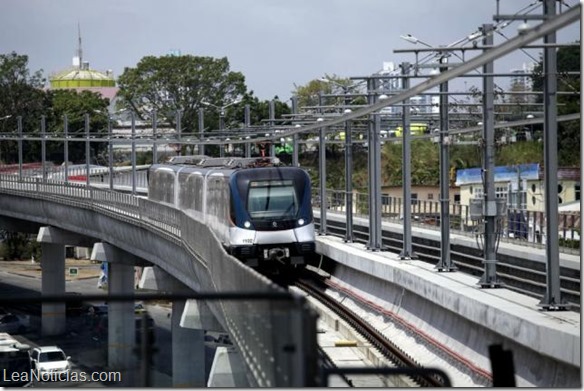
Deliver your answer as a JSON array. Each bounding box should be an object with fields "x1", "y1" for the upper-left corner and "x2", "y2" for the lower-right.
[{"x1": 50, "y1": 65, "x2": 115, "y2": 88}]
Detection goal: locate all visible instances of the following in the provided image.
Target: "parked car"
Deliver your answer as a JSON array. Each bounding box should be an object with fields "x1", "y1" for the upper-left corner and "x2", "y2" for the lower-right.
[
  {"x1": 0, "y1": 314, "x2": 28, "y2": 334},
  {"x1": 30, "y1": 346, "x2": 71, "y2": 380}
]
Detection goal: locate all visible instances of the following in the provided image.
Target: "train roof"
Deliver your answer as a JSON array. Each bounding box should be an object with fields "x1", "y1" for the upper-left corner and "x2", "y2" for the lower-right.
[{"x1": 162, "y1": 156, "x2": 283, "y2": 169}]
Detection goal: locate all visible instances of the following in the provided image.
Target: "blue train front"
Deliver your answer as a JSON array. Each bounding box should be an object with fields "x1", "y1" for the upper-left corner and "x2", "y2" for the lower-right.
[{"x1": 148, "y1": 157, "x2": 316, "y2": 268}]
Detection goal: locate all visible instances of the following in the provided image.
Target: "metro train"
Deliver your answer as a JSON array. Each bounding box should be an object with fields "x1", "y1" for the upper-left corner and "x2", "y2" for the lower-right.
[{"x1": 147, "y1": 156, "x2": 315, "y2": 268}]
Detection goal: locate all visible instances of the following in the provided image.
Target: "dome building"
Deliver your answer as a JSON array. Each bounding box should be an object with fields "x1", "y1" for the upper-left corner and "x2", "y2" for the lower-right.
[{"x1": 48, "y1": 28, "x2": 118, "y2": 102}]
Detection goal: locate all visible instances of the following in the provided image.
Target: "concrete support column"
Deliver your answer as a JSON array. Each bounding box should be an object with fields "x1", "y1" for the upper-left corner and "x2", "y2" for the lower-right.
[
  {"x1": 103, "y1": 245, "x2": 136, "y2": 378},
  {"x1": 140, "y1": 266, "x2": 212, "y2": 387},
  {"x1": 173, "y1": 300, "x2": 205, "y2": 387},
  {"x1": 40, "y1": 242, "x2": 66, "y2": 336},
  {"x1": 37, "y1": 225, "x2": 94, "y2": 337}
]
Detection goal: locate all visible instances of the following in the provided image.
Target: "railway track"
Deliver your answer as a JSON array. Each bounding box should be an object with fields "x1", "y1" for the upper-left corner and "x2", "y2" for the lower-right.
[
  {"x1": 292, "y1": 269, "x2": 452, "y2": 387},
  {"x1": 315, "y1": 217, "x2": 580, "y2": 311}
]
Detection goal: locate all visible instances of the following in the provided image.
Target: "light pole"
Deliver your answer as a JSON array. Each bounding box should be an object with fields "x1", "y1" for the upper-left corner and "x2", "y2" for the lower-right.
[
  {"x1": 526, "y1": 114, "x2": 534, "y2": 141},
  {"x1": 201, "y1": 99, "x2": 241, "y2": 158}
]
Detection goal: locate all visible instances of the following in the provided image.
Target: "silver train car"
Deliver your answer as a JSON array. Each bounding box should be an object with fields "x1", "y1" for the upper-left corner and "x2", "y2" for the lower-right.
[{"x1": 148, "y1": 157, "x2": 315, "y2": 268}]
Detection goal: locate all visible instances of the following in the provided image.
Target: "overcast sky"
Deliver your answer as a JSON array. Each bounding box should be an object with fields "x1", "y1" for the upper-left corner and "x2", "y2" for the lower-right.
[{"x1": 1, "y1": 0, "x2": 580, "y2": 101}]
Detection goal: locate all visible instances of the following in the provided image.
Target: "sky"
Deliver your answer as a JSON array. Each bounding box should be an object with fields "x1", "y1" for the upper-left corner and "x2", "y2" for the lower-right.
[{"x1": 1, "y1": 0, "x2": 581, "y2": 102}]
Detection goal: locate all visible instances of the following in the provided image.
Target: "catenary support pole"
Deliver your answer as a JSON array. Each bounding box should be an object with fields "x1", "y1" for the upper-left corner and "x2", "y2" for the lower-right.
[
  {"x1": 436, "y1": 57, "x2": 457, "y2": 272},
  {"x1": 539, "y1": 0, "x2": 567, "y2": 310},
  {"x1": 198, "y1": 108, "x2": 205, "y2": 156},
  {"x1": 319, "y1": 125, "x2": 327, "y2": 235},
  {"x1": 291, "y1": 96, "x2": 299, "y2": 167},
  {"x1": 400, "y1": 63, "x2": 415, "y2": 259},
  {"x1": 108, "y1": 116, "x2": 114, "y2": 190},
  {"x1": 244, "y1": 104, "x2": 251, "y2": 158},
  {"x1": 131, "y1": 111, "x2": 136, "y2": 195},
  {"x1": 64, "y1": 114, "x2": 69, "y2": 185},
  {"x1": 17, "y1": 116, "x2": 23, "y2": 180},
  {"x1": 152, "y1": 110, "x2": 158, "y2": 164},
  {"x1": 344, "y1": 92, "x2": 354, "y2": 243},
  {"x1": 269, "y1": 100, "x2": 276, "y2": 158},
  {"x1": 85, "y1": 113, "x2": 90, "y2": 188},
  {"x1": 41, "y1": 115, "x2": 47, "y2": 183},
  {"x1": 479, "y1": 24, "x2": 502, "y2": 288}
]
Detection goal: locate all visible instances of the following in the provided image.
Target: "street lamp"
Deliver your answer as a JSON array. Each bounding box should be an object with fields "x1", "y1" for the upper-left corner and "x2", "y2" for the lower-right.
[
  {"x1": 201, "y1": 99, "x2": 242, "y2": 157},
  {"x1": 399, "y1": 34, "x2": 433, "y2": 48},
  {"x1": 526, "y1": 114, "x2": 535, "y2": 141}
]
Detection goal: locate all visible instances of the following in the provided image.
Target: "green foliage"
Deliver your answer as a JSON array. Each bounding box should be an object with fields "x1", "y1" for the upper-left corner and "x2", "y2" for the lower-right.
[
  {"x1": 0, "y1": 231, "x2": 41, "y2": 260},
  {"x1": 531, "y1": 44, "x2": 580, "y2": 166},
  {"x1": 117, "y1": 55, "x2": 247, "y2": 133},
  {"x1": 0, "y1": 52, "x2": 110, "y2": 164},
  {"x1": 292, "y1": 79, "x2": 332, "y2": 108},
  {"x1": 496, "y1": 141, "x2": 544, "y2": 165},
  {"x1": 382, "y1": 140, "x2": 440, "y2": 186},
  {"x1": 0, "y1": 52, "x2": 51, "y2": 164},
  {"x1": 46, "y1": 89, "x2": 110, "y2": 163}
]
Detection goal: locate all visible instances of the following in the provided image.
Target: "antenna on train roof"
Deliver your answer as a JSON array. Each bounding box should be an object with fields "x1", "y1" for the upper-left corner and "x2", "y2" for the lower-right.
[
  {"x1": 168, "y1": 155, "x2": 209, "y2": 165},
  {"x1": 166, "y1": 155, "x2": 283, "y2": 169}
]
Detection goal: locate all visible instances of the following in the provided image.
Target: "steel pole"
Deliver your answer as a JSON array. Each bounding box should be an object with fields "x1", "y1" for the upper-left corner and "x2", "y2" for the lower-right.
[
  {"x1": 479, "y1": 24, "x2": 502, "y2": 288},
  {"x1": 108, "y1": 117, "x2": 114, "y2": 190},
  {"x1": 131, "y1": 112, "x2": 136, "y2": 195},
  {"x1": 176, "y1": 110, "x2": 182, "y2": 157},
  {"x1": 198, "y1": 108, "x2": 205, "y2": 156},
  {"x1": 85, "y1": 113, "x2": 90, "y2": 188},
  {"x1": 152, "y1": 110, "x2": 158, "y2": 164},
  {"x1": 400, "y1": 63, "x2": 414, "y2": 259},
  {"x1": 244, "y1": 104, "x2": 251, "y2": 158},
  {"x1": 344, "y1": 90, "x2": 353, "y2": 243},
  {"x1": 17, "y1": 116, "x2": 23, "y2": 180},
  {"x1": 291, "y1": 96, "x2": 299, "y2": 167},
  {"x1": 366, "y1": 78, "x2": 375, "y2": 249},
  {"x1": 269, "y1": 100, "x2": 276, "y2": 158},
  {"x1": 371, "y1": 100, "x2": 382, "y2": 251},
  {"x1": 539, "y1": 0, "x2": 567, "y2": 310},
  {"x1": 64, "y1": 114, "x2": 69, "y2": 185},
  {"x1": 319, "y1": 125, "x2": 327, "y2": 235},
  {"x1": 41, "y1": 115, "x2": 47, "y2": 183},
  {"x1": 219, "y1": 110, "x2": 225, "y2": 158},
  {"x1": 436, "y1": 58, "x2": 456, "y2": 271}
]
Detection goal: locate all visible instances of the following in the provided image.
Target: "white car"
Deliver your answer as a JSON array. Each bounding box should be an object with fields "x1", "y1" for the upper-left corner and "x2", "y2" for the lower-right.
[{"x1": 30, "y1": 346, "x2": 71, "y2": 379}]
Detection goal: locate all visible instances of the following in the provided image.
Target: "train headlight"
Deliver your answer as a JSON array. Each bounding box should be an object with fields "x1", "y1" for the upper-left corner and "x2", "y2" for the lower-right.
[
  {"x1": 244, "y1": 221, "x2": 251, "y2": 228},
  {"x1": 298, "y1": 218, "x2": 305, "y2": 226}
]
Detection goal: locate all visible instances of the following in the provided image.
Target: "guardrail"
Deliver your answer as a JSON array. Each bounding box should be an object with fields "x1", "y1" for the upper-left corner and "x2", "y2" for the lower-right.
[{"x1": 315, "y1": 189, "x2": 580, "y2": 254}]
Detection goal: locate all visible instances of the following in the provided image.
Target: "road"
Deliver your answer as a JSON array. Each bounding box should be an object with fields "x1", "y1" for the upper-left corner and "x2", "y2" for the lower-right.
[{"x1": 0, "y1": 268, "x2": 221, "y2": 387}]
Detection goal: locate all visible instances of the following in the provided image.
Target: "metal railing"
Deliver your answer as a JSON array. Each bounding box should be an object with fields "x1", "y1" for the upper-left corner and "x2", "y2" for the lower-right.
[{"x1": 316, "y1": 188, "x2": 580, "y2": 253}]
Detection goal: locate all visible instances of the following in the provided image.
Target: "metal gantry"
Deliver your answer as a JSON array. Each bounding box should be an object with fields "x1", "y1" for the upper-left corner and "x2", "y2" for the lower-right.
[{"x1": 0, "y1": 2, "x2": 579, "y2": 313}]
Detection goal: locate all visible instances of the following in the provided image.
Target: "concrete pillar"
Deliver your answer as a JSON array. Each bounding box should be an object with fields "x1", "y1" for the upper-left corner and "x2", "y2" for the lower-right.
[
  {"x1": 173, "y1": 300, "x2": 205, "y2": 387},
  {"x1": 103, "y1": 245, "x2": 136, "y2": 381},
  {"x1": 139, "y1": 266, "x2": 213, "y2": 387},
  {"x1": 207, "y1": 347, "x2": 250, "y2": 387},
  {"x1": 37, "y1": 225, "x2": 94, "y2": 337},
  {"x1": 40, "y1": 242, "x2": 66, "y2": 336}
]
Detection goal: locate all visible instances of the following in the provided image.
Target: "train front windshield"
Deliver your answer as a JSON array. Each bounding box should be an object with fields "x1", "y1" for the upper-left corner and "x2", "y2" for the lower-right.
[{"x1": 247, "y1": 180, "x2": 298, "y2": 219}]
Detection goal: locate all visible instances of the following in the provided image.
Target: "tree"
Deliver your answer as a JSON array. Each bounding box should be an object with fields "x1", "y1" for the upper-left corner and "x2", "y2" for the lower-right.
[
  {"x1": 117, "y1": 55, "x2": 247, "y2": 134},
  {"x1": 0, "y1": 52, "x2": 50, "y2": 164},
  {"x1": 292, "y1": 78, "x2": 331, "y2": 109},
  {"x1": 46, "y1": 89, "x2": 110, "y2": 163},
  {"x1": 531, "y1": 44, "x2": 580, "y2": 166}
]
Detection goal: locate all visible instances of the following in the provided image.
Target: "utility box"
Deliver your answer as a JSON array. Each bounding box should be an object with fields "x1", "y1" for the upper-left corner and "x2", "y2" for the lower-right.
[
  {"x1": 470, "y1": 198, "x2": 508, "y2": 220},
  {"x1": 470, "y1": 199, "x2": 483, "y2": 220}
]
